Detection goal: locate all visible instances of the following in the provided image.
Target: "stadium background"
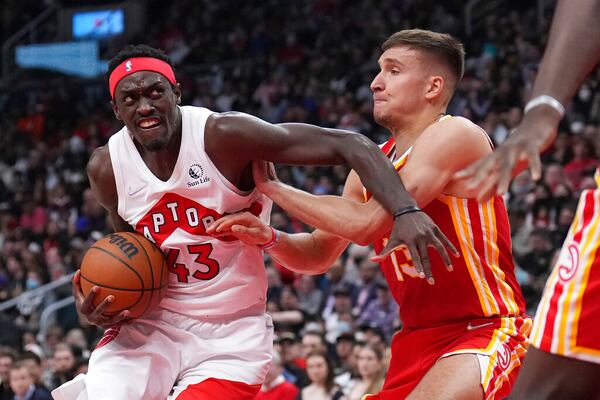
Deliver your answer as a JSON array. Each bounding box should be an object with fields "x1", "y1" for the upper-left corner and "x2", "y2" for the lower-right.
[{"x1": 1, "y1": 0, "x2": 599, "y2": 397}]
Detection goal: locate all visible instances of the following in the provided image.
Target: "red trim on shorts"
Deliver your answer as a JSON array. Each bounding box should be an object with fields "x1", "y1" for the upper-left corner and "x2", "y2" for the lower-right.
[{"x1": 176, "y1": 377, "x2": 260, "y2": 400}]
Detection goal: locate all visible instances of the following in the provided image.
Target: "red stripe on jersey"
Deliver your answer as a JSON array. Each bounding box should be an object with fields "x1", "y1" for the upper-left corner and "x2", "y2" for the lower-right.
[
  {"x1": 573, "y1": 191, "x2": 595, "y2": 243},
  {"x1": 540, "y1": 191, "x2": 595, "y2": 350},
  {"x1": 381, "y1": 137, "x2": 396, "y2": 156},
  {"x1": 576, "y1": 224, "x2": 600, "y2": 350}
]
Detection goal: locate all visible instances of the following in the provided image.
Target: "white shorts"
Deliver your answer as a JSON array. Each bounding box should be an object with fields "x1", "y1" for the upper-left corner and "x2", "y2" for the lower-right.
[{"x1": 52, "y1": 308, "x2": 273, "y2": 400}]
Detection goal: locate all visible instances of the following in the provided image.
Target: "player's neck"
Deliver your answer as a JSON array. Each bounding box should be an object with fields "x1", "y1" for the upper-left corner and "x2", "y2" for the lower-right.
[{"x1": 390, "y1": 109, "x2": 446, "y2": 157}]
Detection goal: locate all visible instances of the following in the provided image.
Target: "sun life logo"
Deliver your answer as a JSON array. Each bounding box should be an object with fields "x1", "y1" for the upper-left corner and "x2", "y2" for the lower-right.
[
  {"x1": 188, "y1": 163, "x2": 210, "y2": 187},
  {"x1": 125, "y1": 60, "x2": 132, "y2": 72}
]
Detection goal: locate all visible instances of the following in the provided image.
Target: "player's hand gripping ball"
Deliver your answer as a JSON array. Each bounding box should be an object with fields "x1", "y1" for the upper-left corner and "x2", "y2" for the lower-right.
[{"x1": 79, "y1": 232, "x2": 168, "y2": 318}]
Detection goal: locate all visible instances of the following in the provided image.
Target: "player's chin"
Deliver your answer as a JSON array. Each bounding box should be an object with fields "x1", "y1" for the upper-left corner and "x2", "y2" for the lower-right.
[
  {"x1": 136, "y1": 128, "x2": 167, "y2": 150},
  {"x1": 373, "y1": 110, "x2": 391, "y2": 127},
  {"x1": 142, "y1": 136, "x2": 169, "y2": 152}
]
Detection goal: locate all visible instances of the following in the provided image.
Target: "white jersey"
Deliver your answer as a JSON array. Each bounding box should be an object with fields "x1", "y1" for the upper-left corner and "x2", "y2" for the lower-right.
[{"x1": 108, "y1": 106, "x2": 272, "y2": 318}]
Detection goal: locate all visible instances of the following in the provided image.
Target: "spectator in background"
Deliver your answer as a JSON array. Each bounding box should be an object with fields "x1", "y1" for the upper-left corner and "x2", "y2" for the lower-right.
[
  {"x1": 347, "y1": 345, "x2": 385, "y2": 400},
  {"x1": 255, "y1": 350, "x2": 298, "y2": 400},
  {"x1": 0, "y1": 349, "x2": 16, "y2": 400},
  {"x1": 265, "y1": 266, "x2": 284, "y2": 304},
  {"x1": 18, "y1": 352, "x2": 50, "y2": 396},
  {"x1": 298, "y1": 351, "x2": 345, "y2": 400},
  {"x1": 8, "y1": 362, "x2": 52, "y2": 400},
  {"x1": 271, "y1": 286, "x2": 305, "y2": 333},
  {"x1": 295, "y1": 275, "x2": 324, "y2": 318},
  {"x1": 276, "y1": 333, "x2": 307, "y2": 388},
  {"x1": 321, "y1": 258, "x2": 358, "y2": 319},
  {"x1": 516, "y1": 228, "x2": 556, "y2": 311},
  {"x1": 323, "y1": 288, "x2": 355, "y2": 344},
  {"x1": 355, "y1": 283, "x2": 399, "y2": 341},
  {"x1": 508, "y1": 205, "x2": 532, "y2": 260},
  {"x1": 46, "y1": 343, "x2": 78, "y2": 391},
  {"x1": 352, "y1": 258, "x2": 380, "y2": 318},
  {"x1": 563, "y1": 137, "x2": 597, "y2": 190}
]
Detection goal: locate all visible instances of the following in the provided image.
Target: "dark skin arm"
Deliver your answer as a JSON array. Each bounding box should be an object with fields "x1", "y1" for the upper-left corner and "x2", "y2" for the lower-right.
[
  {"x1": 457, "y1": 0, "x2": 600, "y2": 200},
  {"x1": 73, "y1": 146, "x2": 134, "y2": 327},
  {"x1": 205, "y1": 112, "x2": 456, "y2": 264}
]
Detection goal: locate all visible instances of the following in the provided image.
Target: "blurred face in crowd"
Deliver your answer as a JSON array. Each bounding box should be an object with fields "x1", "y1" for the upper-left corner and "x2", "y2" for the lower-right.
[
  {"x1": 359, "y1": 262, "x2": 378, "y2": 283},
  {"x1": 327, "y1": 259, "x2": 344, "y2": 283},
  {"x1": 336, "y1": 339, "x2": 354, "y2": 361},
  {"x1": 112, "y1": 71, "x2": 182, "y2": 152},
  {"x1": 371, "y1": 46, "x2": 444, "y2": 130},
  {"x1": 334, "y1": 293, "x2": 352, "y2": 313},
  {"x1": 302, "y1": 334, "x2": 325, "y2": 358},
  {"x1": 349, "y1": 343, "x2": 364, "y2": 372},
  {"x1": 20, "y1": 359, "x2": 42, "y2": 384},
  {"x1": 53, "y1": 348, "x2": 76, "y2": 374},
  {"x1": 9, "y1": 366, "x2": 32, "y2": 396},
  {"x1": 280, "y1": 340, "x2": 301, "y2": 363},
  {"x1": 280, "y1": 287, "x2": 299, "y2": 310},
  {"x1": 0, "y1": 355, "x2": 13, "y2": 382},
  {"x1": 306, "y1": 354, "x2": 328, "y2": 386},
  {"x1": 357, "y1": 347, "x2": 382, "y2": 380}
]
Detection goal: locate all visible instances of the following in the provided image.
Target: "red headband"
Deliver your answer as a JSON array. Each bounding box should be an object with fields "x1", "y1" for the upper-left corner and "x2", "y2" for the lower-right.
[{"x1": 109, "y1": 57, "x2": 177, "y2": 99}]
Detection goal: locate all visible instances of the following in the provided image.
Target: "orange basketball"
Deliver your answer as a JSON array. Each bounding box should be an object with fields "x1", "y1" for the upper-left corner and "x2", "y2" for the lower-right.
[{"x1": 79, "y1": 232, "x2": 168, "y2": 319}]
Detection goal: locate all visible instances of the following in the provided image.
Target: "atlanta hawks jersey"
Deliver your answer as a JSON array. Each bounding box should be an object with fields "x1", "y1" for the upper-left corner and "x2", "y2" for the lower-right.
[
  {"x1": 108, "y1": 106, "x2": 272, "y2": 318},
  {"x1": 366, "y1": 133, "x2": 526, "y2": 329}
]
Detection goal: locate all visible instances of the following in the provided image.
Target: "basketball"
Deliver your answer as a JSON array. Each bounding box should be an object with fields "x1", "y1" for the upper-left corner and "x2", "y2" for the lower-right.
[{"x1": 79, "y1": 232, "x2": 169, "y2": 318}]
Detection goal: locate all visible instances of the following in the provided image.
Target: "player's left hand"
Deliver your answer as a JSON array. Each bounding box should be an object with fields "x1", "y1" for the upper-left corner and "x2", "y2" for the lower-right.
[
  {"x1": 373, "y1": 211, "x2": 459, "y2": 285},
  {"x1": 252, "y1": 160, "x2": 279, "y2": 193},
  {"x1": 454, "y1": 106, "x2": 559, "y2": 201},
  {"x1": 207, "y1": 211, "x2": 273, "y2": 246}
]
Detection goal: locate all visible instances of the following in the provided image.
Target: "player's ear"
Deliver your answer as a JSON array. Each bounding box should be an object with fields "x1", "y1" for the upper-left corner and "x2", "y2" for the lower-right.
[
  {"x1": 111, "y1": 101, "x2": 122, "y2": 121},
  {"x1": 173, "y1": 83, "x2": 182, "y2": 105},
  {"x1": 425, "y1": 75, "x2": 444, "y2": 100}
]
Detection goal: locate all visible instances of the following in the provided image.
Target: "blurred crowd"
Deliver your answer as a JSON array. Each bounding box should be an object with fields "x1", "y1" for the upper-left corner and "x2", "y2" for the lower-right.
[{"x1": 1, "y1": 0, "x2": 600, "y2": 398}]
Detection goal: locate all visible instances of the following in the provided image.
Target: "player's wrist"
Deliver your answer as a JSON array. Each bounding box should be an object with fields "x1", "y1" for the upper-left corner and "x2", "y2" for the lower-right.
[
  {"x1": 524, "y1": 95, "x2": 565, "y2": 119},
  {"x1": 392, "y1": 205, "x2": 422, "y2": 220},
  {"x1": 258, "y1": 226, "x2": 281, "y2": 250}
]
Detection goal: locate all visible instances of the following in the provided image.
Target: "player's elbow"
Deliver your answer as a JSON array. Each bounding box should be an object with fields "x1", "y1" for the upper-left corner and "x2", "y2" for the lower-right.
[{"x1": 343, "y1": 228, "x2": 373, "y2": 246}]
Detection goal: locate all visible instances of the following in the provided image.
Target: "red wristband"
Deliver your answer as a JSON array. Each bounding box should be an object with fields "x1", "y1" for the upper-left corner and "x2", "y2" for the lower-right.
[{"x1": 258, "y1": 226, "x2": 279, "y2": 250}]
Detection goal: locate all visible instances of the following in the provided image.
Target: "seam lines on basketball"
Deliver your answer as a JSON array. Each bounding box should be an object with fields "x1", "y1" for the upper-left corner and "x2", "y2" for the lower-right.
[
  {"x1": 79, "y1": 274, "x2": 168, "y2": 291},
  {"x1": 85, "y1": 245, "x2": 145, "y2": 308},
  {"x1": 124, "y1": 232, "x2": 155, "y2": 316}
]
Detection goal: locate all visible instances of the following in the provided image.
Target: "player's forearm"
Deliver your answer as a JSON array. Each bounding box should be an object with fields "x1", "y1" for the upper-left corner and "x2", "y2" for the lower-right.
[
  {"x1": 532, "y1": 0, "x2": 600, "y2": 105},
  {"x1": 262, "y1": 181, "x2": 381, "y2": 244},
  {"x1": 335, "y1": 132, "x2": 417, "y2": 214},
  {"x1": 267, "y1": 230, "x2": 348, "y2": 275}
]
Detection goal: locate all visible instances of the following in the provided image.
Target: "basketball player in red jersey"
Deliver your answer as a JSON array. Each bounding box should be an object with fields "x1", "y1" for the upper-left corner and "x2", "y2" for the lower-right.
[
  {"x1": 458, "y1": 0, "x2": 600, "y2": 398},
  {"x1": 209, "y1": 30, "x2": 530, "y2": 399},
  {"x1": 51, "y1": 44, "x2": 456, "y2": 400}
]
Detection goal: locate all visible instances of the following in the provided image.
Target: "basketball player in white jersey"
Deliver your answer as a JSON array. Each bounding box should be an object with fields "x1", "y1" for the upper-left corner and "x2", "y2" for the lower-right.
[{"x1": 51, "y1": 45, "x2": 456, "y2": 400}]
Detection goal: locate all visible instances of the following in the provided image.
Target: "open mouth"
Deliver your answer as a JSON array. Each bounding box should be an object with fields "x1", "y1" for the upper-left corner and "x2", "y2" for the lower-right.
[{"x1": 137, "y1": 117, "x2": 161, "y2": 130}]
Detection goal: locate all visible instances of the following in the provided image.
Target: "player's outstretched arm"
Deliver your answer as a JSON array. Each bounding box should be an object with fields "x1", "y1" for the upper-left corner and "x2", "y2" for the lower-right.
[
  {"x1": 207, "y1": 211, "x2": 348, "y2": 275},
  {"x1": 205, "y1": 112, "x2": 456, "y2": 275},
  {"x1": 456, "y1": 0, "x2": 600, "y2": 201},
  {"x1": 252, "y1": 117, "x2": 491, "y2": 282}
]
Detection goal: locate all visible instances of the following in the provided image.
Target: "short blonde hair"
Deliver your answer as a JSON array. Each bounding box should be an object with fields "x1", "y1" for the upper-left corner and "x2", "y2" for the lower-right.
[{"x1": 382, "y1": 29, "x2": 465, "y2": 86}]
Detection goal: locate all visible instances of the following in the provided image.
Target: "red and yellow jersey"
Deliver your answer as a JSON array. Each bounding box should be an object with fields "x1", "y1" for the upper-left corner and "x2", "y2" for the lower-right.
[{"x1": 366, "y1": 136, "x2": 526, "y2": 329}]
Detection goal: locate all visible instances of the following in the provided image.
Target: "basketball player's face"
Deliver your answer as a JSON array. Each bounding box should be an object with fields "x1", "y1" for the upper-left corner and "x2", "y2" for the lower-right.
[
  {"x1": 371, "y1": 46, "x2": 430, "y2": 128},
  {"x1": 112, "y1": 71, "x2": 182, "y2": 151}
]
